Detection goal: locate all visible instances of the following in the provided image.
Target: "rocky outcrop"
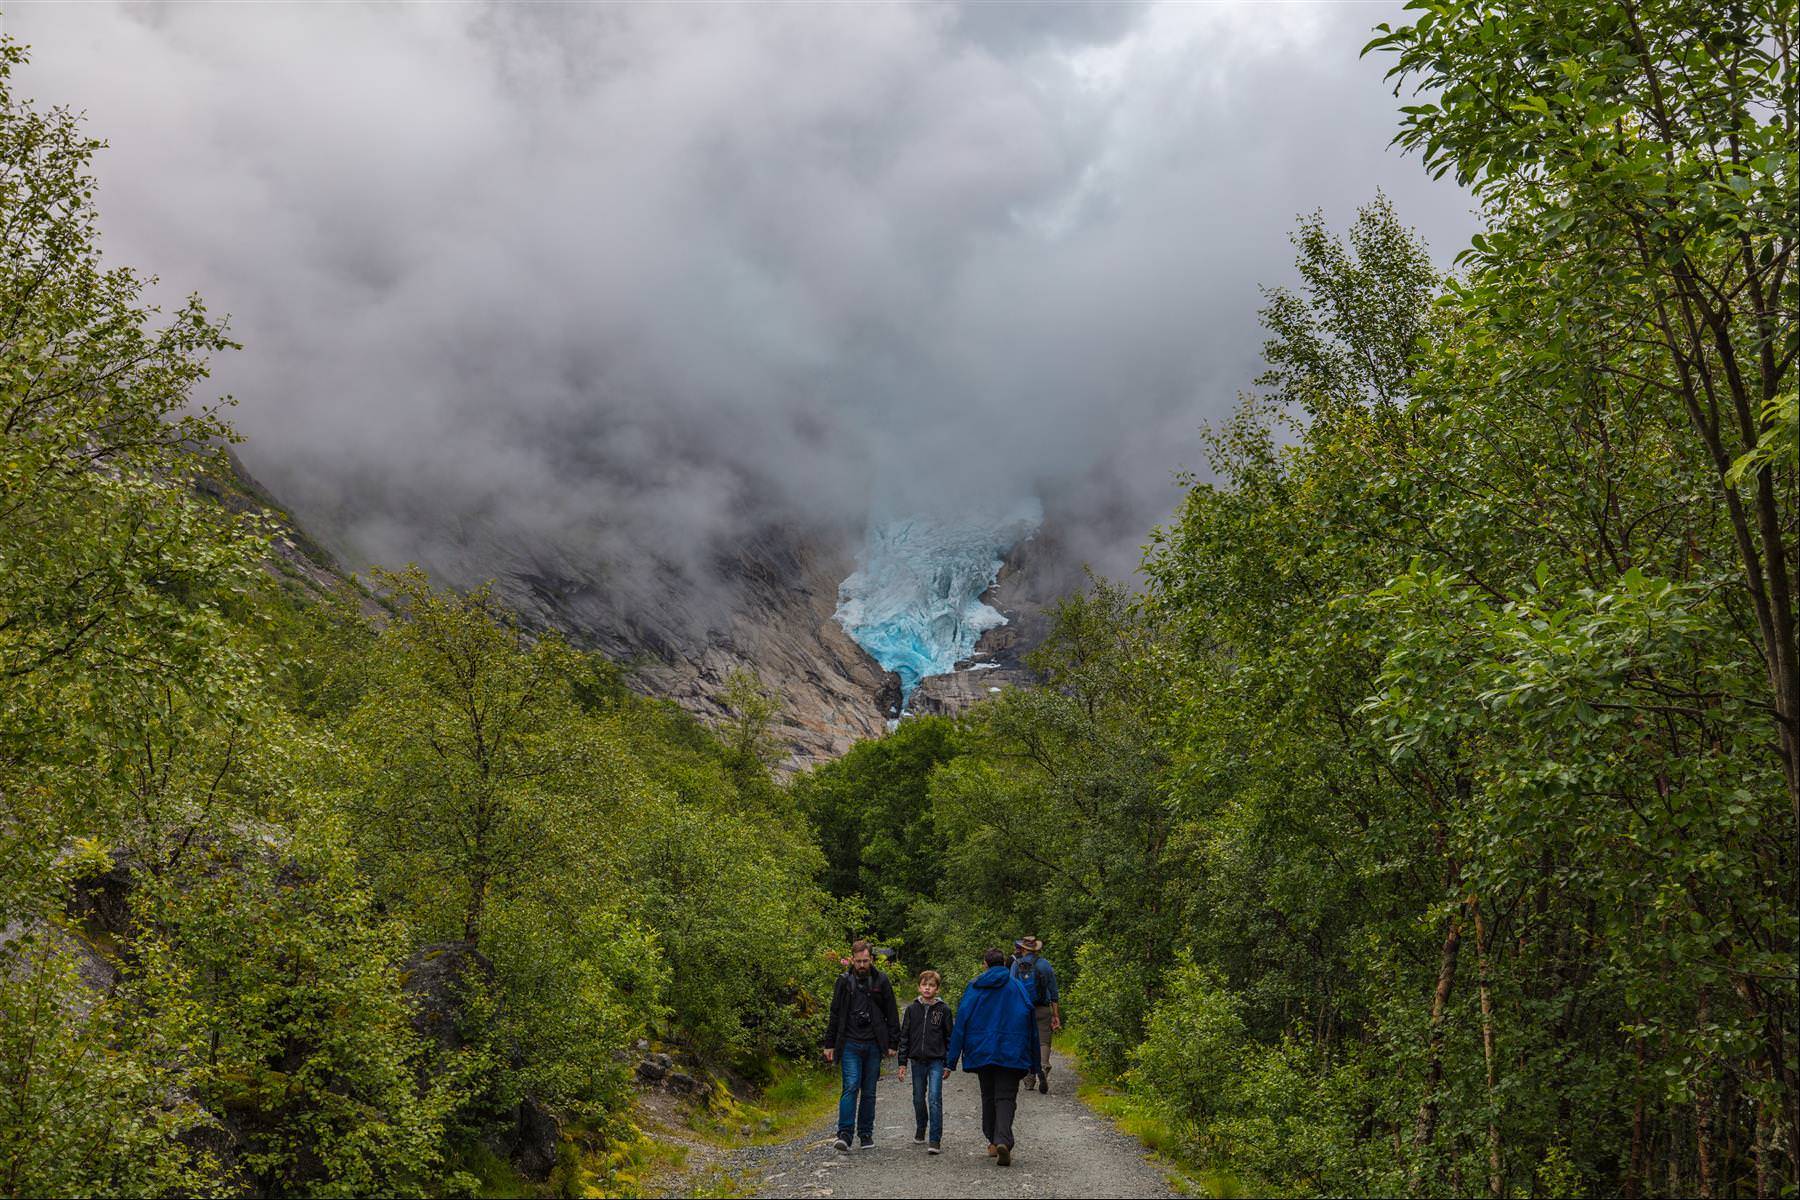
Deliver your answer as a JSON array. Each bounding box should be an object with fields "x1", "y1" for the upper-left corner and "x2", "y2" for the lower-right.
[
  {"x1": 493, "y1": 525, "x2": 893, "y2": 773},
  {"x1": 219, "y1": 444, "x2": 1094, "y2": 767},
  {"x1": 908, "y1": 666, "x2": 1034, "y2": 716},
  {"x1": 500, "y1": 1097, "x2": 561, "y2": 1181},
  {"x1": 874, "y1": 671, "x2": 905, "y2": 720},
  {"x1": 215, "y1": 450, "x2": 890, "y2": 772},
  {"x1": 401, "y1": 941, "x2": 492, "y2": 1053},
  {"x1": 203, "y1": 449, "x2": 387, "y2": 619},
  {"x1": 903, "y1": 529, "x2": 1075, "y2": 719}
]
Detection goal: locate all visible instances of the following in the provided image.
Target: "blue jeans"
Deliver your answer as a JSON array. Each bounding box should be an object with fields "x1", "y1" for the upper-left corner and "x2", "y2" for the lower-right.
[
  {"x1": 909, "y1": 1057, "x2": 945, "y2": 1143},
  {"x1": 836, "y1": 1040, "x2": 881, "y2": 1142}
]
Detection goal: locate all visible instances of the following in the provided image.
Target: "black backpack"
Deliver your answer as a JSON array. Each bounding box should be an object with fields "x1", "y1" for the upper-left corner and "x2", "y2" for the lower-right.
[{"x1": 1012, "y1": 955, "x2": 1043, "y2": 1004}]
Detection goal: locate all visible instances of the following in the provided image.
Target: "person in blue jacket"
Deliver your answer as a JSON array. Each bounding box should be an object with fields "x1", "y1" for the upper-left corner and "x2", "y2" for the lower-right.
[{"x1": 945, "y1": 947, "x2": 1042, "y2": 1167}]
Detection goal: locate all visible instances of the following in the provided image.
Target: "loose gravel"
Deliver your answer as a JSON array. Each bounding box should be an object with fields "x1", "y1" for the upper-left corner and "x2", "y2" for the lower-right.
[{"x1": 723, "y1": 1052, "x2": 1176, "y2": 1199}]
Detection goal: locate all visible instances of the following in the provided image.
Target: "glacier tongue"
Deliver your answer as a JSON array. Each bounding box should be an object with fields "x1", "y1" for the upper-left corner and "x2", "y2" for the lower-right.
[{"x1": 835, "y1": 500, "x2": 1042, "y2": 706}]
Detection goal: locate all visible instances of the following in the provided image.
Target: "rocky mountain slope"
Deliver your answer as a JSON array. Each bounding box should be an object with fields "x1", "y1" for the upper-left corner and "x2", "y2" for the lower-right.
[
  {"x1": 220, "y1": 452, "x2": 1068, "y2": 771},
  {"x1": 498, "y1": 528, "x2": 897, "y2": 770}
]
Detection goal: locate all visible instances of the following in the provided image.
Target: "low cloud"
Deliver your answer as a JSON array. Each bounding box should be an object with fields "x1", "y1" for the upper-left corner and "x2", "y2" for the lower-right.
[{"x1": 10, "y1": 1, "x2": 1474, "y2": 612}]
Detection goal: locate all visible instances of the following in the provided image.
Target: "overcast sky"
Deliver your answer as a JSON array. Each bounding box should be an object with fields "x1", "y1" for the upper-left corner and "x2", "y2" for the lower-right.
[{"x1": 8, "y1": 1, "x2": 1473, "y2": 592}]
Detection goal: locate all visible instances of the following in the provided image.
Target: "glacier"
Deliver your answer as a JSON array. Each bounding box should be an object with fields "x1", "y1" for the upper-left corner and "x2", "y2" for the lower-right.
[{"x1": 835, "y1": 500, "x2": 1042, "y2": 708}]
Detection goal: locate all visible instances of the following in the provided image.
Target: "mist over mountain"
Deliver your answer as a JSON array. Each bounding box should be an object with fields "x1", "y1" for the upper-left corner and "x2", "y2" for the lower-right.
[
  {"x1": 15, "y1": 1, "x2": 1471, "y2": 590},
  {"x1": 9, "y1": 2, "x2": 1474, "y2": 757}
]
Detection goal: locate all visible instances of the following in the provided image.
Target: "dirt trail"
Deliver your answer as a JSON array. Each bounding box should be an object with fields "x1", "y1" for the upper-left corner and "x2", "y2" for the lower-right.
[{"x1": 718, "y1": 1051, "x2": 1174, "y2": 1199}]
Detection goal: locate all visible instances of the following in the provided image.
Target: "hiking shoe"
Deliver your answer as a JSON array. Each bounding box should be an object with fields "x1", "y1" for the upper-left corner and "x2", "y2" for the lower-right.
[
  {"x1": 832, "y1": 1137, "x2": 850, "y2": 1153},
  {"x1": 997, "y1": 1143, "x2": 1012, "y2": 1167},
  {"x1": 927, "y1": 1142, "x2": 941, "y2": 1155},
  {"x1": 987, "y1": 1143, "x2": 999, "y2": 1157}
]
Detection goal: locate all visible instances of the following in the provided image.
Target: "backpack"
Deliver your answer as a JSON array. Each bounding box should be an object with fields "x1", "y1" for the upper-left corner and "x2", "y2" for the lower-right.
[{"x1": 1012, "y1": 955, "x2": 1043, "y2": 1005}]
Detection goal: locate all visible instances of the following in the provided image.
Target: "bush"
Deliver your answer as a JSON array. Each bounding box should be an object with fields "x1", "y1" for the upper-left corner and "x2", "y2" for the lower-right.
[
  {"x1": 1064, "y1": 940, "x2": 1158, "y2": 1080},
  {"x1": 481, "y1": 897, "x2": 666, "y2": 1119},
  {"x1": 1129, "y1": 957, "x2": 1247, "y2": 1126}
]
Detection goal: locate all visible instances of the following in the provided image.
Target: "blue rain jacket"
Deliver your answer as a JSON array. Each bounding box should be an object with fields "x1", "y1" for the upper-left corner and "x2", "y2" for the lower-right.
[{"x1": 946, "y1": 965, "x2": 1042, "y2": 1074}]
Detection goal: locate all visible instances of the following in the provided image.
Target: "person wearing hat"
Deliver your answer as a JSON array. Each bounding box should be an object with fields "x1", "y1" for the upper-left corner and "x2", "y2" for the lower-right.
[{"x1": 1010, "y1": 936, "x2": 1060, "y2": 1093}]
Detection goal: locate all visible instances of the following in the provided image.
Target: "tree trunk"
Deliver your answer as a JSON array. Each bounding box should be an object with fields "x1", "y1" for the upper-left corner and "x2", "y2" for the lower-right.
[
  {"x1": 1754, "y1": 1095, "x2": 1772, "y2": 1199},
  {"x1": 1471, "y1": 896, "x2": 1504, "y2": 1198},
  {"x1": 1697, "y1": 990, "x2": 1715, "y2": 1199},
  {"x1": 1627, "y1": 1034, "x2": 1646, "y2": 1200},
  {"x1": 1409, "y1": 908, "x2": 1464, "y2": 1195}
]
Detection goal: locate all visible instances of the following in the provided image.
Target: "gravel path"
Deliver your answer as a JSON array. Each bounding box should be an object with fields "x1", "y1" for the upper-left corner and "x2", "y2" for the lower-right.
[{"x1": 726, "y1": 1052, "x2": 1175, "y2": 1199}]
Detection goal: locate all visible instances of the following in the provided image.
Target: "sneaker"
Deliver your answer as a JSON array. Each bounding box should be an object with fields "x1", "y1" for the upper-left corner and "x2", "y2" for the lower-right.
[
  {"x1": 832, "y1": 1137, "x2": 850, "y2": 1153},
  {"x1": 859, "y1": 1138, "x2": 875, "y2": 1150},
  {"x1": 997, "y1": 1143, "x2": 1012, "y2": 1167},
  {"x1": 914, "y1": 1126, "x2": 927, "y2": 1144},
  {"x1": 927, "y1": 1142, "x2": 941, "y2": 1155},
  {"x1": 987, "y1": 1143, "x2": 999, "y2": 1157},
  {"x1": 1038, "y1": 1070, "x2": 1049, "y2": 1095}
]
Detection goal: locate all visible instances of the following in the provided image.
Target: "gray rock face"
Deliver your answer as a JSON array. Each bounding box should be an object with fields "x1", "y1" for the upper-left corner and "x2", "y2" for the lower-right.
[
  {"x1": 875, "y1": 671, "x2": 905, "y2": 719},
  {"x1": 69, "y1": 849, "x2": 136, "y2": 941},
  {"x1": 492, "y1": 525, "x2": 893, "y2": 773},
  {"x1": 221, "y1": 453, "x2": 891, "y2": 773},
  {"x1": 908, "y1": 666, "x2": 1035, "y2": 716},
  {"x1": 227, "y1": 444, "x2": 1098, "y2": 767}
]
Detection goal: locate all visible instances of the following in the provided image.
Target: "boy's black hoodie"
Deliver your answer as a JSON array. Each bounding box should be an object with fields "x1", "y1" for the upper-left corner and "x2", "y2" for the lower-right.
[{"x1": 896, "y1": 996, "x2": 954, "y2": 1062}]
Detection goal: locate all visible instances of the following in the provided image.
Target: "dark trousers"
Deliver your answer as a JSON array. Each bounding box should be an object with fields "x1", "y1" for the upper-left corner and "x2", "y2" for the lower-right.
[{"x1": 976, "y1": 1065, "x2": 1026, "y2": 1148}]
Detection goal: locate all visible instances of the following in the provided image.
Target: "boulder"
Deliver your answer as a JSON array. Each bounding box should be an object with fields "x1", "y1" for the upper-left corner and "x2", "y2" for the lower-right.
[
  {"x1": 68, "y1": 849, "x2": 135, "y2": 940},
  {"x1": 874, "y1": 671, "x2": 904, "y2": 719},
  {"x1": 503, "y1": 1097, "x2": 561, "y2": 1181},
  {"x1": 400, "y1": 942, "x2": 492, "y2": 1052}
]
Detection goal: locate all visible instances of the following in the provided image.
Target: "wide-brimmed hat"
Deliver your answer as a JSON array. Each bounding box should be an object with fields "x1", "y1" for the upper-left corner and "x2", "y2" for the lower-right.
[{"x1": 1020, "y1": 935, "x2": 1043, "y2": 951}]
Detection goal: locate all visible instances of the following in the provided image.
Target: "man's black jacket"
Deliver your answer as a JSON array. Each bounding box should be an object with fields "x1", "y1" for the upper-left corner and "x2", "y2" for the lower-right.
[{"x1": 822, "y1": 969, "x2": 901, "y2": 1055}]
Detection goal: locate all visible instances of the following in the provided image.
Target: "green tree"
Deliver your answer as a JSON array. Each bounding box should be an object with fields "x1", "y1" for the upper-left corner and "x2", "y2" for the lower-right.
[
  {"x1": 791, "y1": 714, "x2": 958, "y2": 966},
  {"x1": 344, "y1": 566, "x2": 610, "y2": 944},
  {"x1": 718, "y1": 666, "x2": 786, "y2": 780},
  {"x1": 1369, "y1": 0, "x2": 1799, "y2": 839}
]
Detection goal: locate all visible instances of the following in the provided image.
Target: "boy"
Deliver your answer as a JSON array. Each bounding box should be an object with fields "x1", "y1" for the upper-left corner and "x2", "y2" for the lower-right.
[{"x1": 896, "y1": 970, "x2": 954, "y2": 1154}]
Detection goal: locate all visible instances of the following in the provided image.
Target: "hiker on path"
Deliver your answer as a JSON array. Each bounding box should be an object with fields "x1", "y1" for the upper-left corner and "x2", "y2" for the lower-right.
[
  {"x1": 896, "y1": 969, "x2": 954, "y2": 1154},
  {"x1": 946, "y1": 947, "x2": 1041, "y2": 1168},
  {"x1": 1011, "y1": 934, "x2": 1061, "y2": 1094},
  {"x1": 822, "y1": 940, "x2": 900, "y2": 1153}
]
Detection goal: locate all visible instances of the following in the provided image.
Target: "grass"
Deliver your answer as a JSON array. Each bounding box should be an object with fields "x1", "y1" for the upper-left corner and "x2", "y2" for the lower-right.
[
  {"x1": 443, "y1": 1139, "x2": 532, "y2": 1199},
  {"x1": 683, "y1": 1059, "x2": 840, "y2": 1147}
]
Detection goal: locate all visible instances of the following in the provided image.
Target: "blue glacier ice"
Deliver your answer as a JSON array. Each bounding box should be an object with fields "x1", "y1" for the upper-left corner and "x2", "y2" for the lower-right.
[{"x1": 835, "y1": 500, "x2": 1042, "y2": 708}]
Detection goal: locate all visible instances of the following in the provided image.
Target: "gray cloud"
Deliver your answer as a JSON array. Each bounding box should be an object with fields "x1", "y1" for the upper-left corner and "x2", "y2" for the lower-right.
[{"x1": 8, "y1": 1, "x2": 1474, "y2": 606}]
